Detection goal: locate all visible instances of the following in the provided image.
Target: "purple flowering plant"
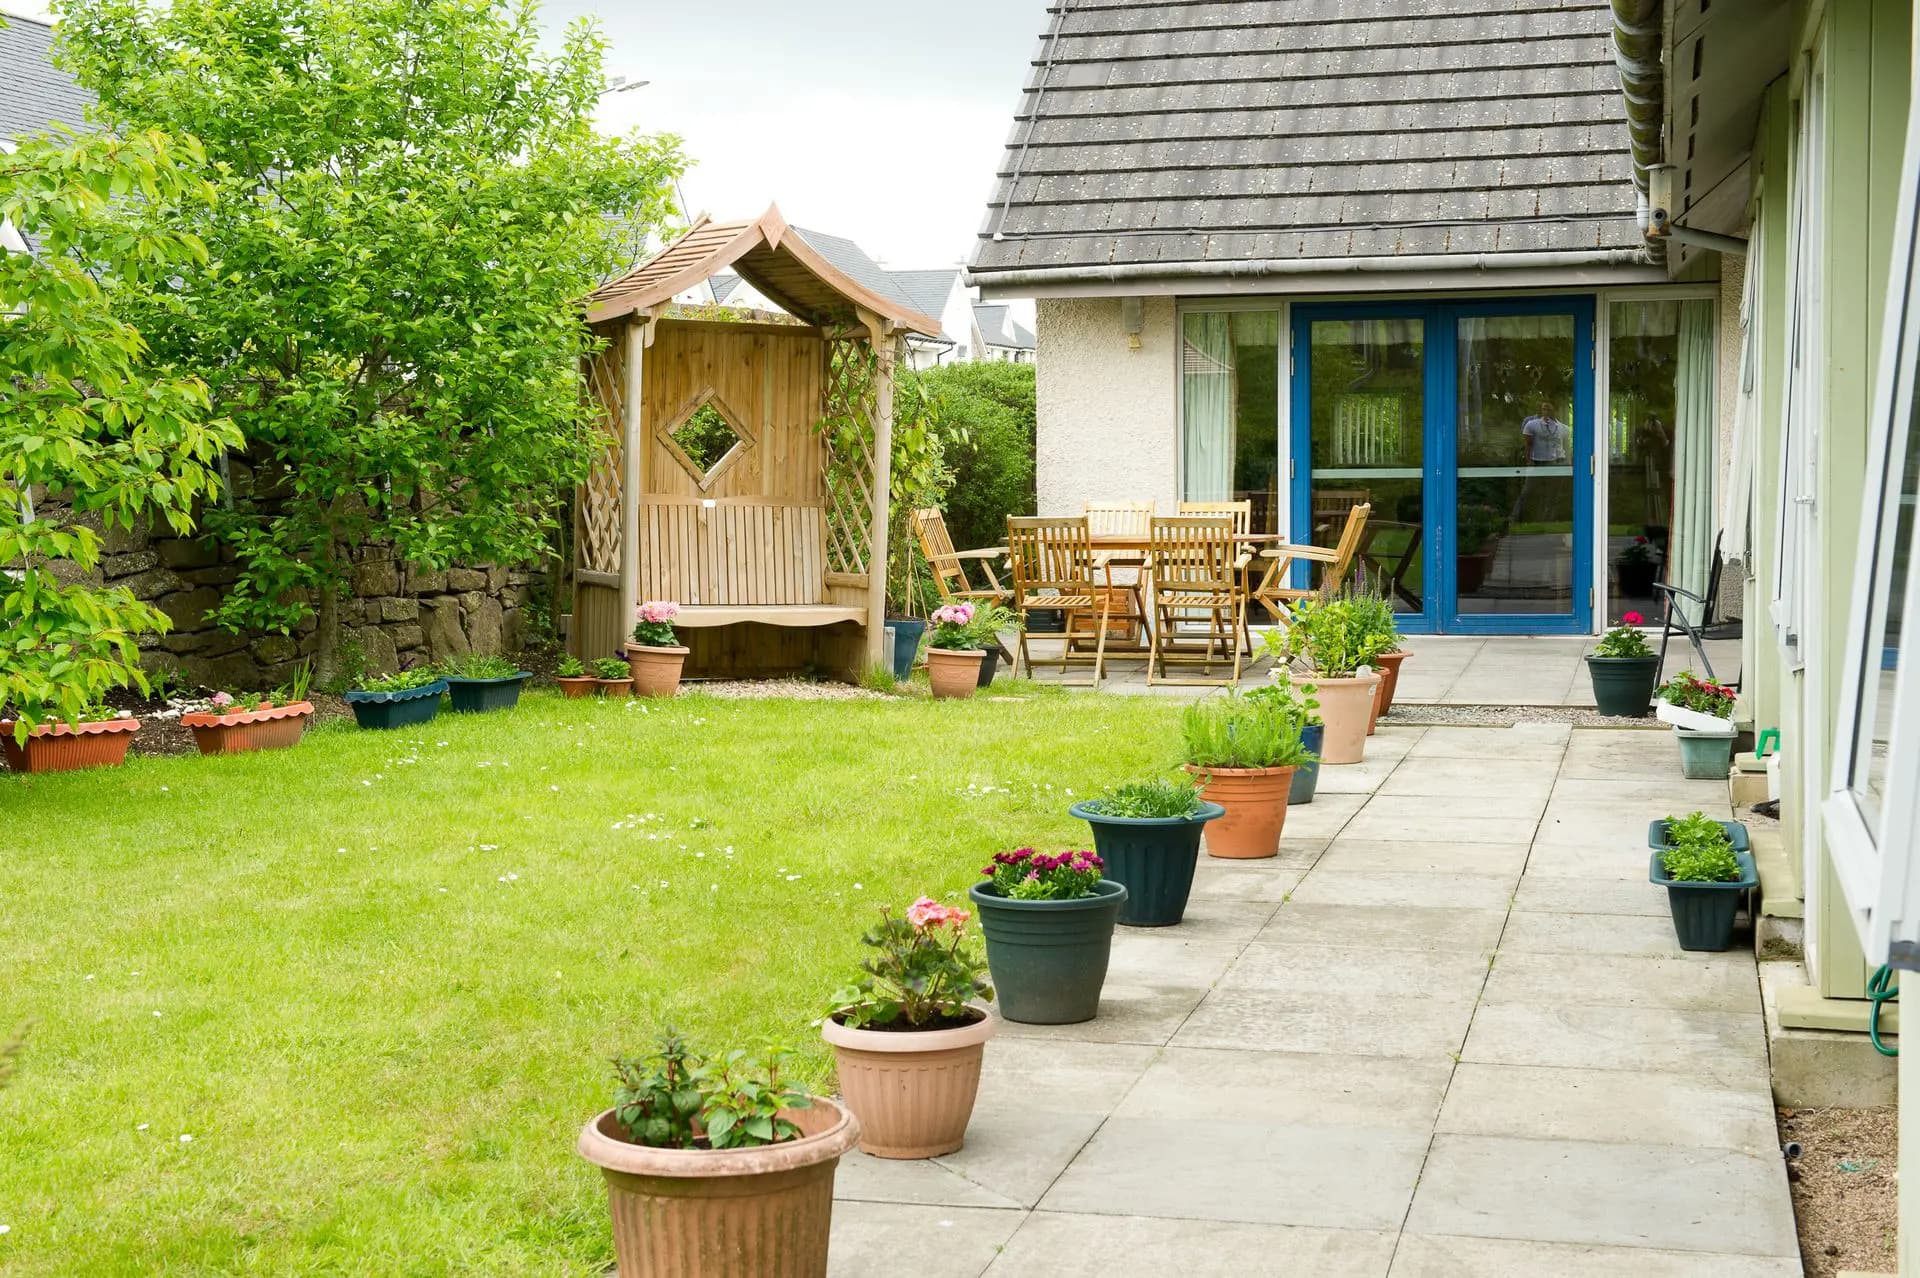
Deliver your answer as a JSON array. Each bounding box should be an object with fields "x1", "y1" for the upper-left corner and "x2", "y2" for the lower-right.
[{"x1": 981, "y1": 847, "x2": 1105, "y2": 901}]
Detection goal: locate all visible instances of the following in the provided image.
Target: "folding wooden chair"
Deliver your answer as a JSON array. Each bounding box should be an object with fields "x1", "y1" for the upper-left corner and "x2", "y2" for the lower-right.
[
  {"x1": 911, "y1": 506, "x2": 1011, "y2": 660},
  {"x1": 1146, "y1": 515, "x2": 1249, "y2": 686},
  {"x1": 1252, "y1": 502, "x2": 1372, "y2": 623},
  {"x1": 1081, "y1": 501, "x2": 1154, "y2": 648},
  {"x1": 1177, "y1": 500, "x2": 1253, "y2": 535},
  {"x1": 1007, "y1": 516, "x2": 1109, "y2": 686}
]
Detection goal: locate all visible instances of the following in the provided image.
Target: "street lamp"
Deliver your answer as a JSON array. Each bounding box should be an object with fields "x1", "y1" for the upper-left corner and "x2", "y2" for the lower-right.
[{"x1": 600, "y1": 76, "x2": 651, "y2": 97}]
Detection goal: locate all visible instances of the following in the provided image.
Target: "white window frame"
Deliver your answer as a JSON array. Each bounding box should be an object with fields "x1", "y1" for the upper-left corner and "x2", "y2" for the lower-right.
[
  {"x1": 1773, "y1": 49, "x2": 1824, "y2": 671},
  {"x1": 1823, "y1": 53, "x2": 1920, "y2": 966}
]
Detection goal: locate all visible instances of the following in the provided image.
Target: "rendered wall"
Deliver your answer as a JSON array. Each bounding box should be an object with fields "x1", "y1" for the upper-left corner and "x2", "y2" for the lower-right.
[{"x1": 1033, "y1": 297, "x2": 1179, "y2": 516}]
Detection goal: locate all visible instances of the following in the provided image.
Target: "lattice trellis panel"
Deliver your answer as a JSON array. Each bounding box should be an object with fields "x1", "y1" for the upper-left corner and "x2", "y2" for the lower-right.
[
  {"x1": 579, "y1": 336, "x2": 627, "y2": 575},
  {"x1": 820, "y1": 336, "x2": 879, "y2": 577}
]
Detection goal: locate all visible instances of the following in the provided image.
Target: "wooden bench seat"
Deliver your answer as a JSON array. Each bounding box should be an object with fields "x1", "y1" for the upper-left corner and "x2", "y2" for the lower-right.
[{"x1": 674, "y1": 604, "x2": 865, "y2": 628}]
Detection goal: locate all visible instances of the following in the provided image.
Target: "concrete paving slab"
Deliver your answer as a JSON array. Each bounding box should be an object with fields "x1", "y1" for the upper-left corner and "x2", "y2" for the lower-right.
[
  {"x1": 1461, "y1": 1002, "x2": 1769, "y2": 1083},
  {"x1": 828, "y1": 1202, "x2": 1025, "y2": 1277},
  {"x1": 988, "y1": 1213, "x2": 1397, "y2": 1278},
  {"x1": 1340, "y1": 794, "x2": 1545, "y2": 845},
  {"x1": 1511, "y1": 874, "x2": 1670, "y2": 916},
  {"x1": 1386, "y1": 1233, "x2": 1803, "y2": 1277},
  {"x1": 972, "y1": 1039, "x2": 1158, "y2": 1113},
  {"x1": 1277, "y1": 791, "x2": 1370, "y2": 841},
  {"x1": 1256, "y1": 902, "x2": 1509, "y2": 952},
  {"x1": 1287, "y1": 870, "x2": 1517, "y2": 910},
  {"x1": 1405, "y1": 1133, "x2": 1799, "y2": 1257},
  {"x1": 1558, "y1": 729, "x2": 1688, "y2": 780},
  {"x1": 1378, "y1": 756, "x2": 1561, "y2": 800},
  {"x1": 1435, "y1": 1062, "x2": 1781, "y2": 1154},
  {"x1": 1521, "y1": 841, "x2": 1666, "y2": 881},
  {"x1": 1499, "y1": 909, "x2": 1695, "y2": 957},
  {"x1": 1549, "y1": 775, "x2": 1734, "y2": 809},
  {"x1": 835, "y1": 1148, "x2": 1027, "y2": 1210},
  {"x1": 1187, "y1": 854, "x2": 1314, "y2": 903},
  {"x1": 998, "y1": 939, "x2": 1239, "y2": 1047},
  {"x1": 1040, "y1": 1116, "x2": 1430, "y2": 1231},
  {"x1": 1314, "y1": 837, "x2": 1533, "y2": 877},
  {"x1": 931, "y1": 1109, "x2": 1108, "y2": 1208},
  {"x1": 1173, "y1": 988, "x2": 1478, "y2": 1058},
  {"x1": 1114, "y1": 1046, "x2": 1452, "y2": 1129},
  {"x1": 1407, "y1": 724, "x2": 1571, "y2": 758},
  {"x1": 1127, "y1": 896, "x2": 1276, "y2": 945},
  {"x1": 1219, "y1": 942, "x2": 1492, "y2": 1000},
  {"x1": 1484, "y1": 951, "x2": 1761, "y2": 1015}
]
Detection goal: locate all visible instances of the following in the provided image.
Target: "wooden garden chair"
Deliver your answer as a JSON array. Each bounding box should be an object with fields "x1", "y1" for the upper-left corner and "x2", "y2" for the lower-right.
[
  {"x1": 1177, "y1": 499, "x2": 1253, "y2": 535},
  {"x1": 1081, "y1": 501, "x2": 1154, "y2": 649},
  {"x1": 1145, "y1": 515, "x2": 1249, "y2": 686},
  {"x1": 911, "y1": 506, "x2": 1011, "y2": 660},
  {"x1": 1006, "y1": 516, "x2": 1110, "y2": 686},
  {"x1": 1252, "y1": 502, "x2": 1372, "y2": 623}
]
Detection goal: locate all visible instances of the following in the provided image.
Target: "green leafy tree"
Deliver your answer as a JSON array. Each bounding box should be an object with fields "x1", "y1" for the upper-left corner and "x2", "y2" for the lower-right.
[
  {"x1": 55, "y1": 0, "x2": 685, "y2": 679},
  {"x1": 916, "y1": 361, "x2": 1034, "y2": 551},
  {"x1": 2, "y1": 124, "x2": 241, "y2": 734}
]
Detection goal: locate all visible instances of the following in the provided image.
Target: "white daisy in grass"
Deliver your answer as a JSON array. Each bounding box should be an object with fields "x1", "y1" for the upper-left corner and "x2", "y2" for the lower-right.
[{"x1": 178, "y1": 1134, "x2": 192, "y2": 1144}]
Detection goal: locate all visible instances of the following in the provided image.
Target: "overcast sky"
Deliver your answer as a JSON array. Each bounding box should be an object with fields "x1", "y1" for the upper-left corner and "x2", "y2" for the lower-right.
[{"x1": 542, "y1": 0, "x2": 1043, "y2": 274}]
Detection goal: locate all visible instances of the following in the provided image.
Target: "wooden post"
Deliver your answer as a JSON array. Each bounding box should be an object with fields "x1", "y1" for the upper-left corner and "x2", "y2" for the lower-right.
[
  {"x1": 618, "y1": 315, "x2": 648, "y2": 636},
  {"x1": 864, "y1": 320, "x2": 897, "y2": 671}
]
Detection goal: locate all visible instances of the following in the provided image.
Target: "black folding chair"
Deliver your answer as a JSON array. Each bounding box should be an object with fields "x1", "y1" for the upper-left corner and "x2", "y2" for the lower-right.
[{"x1": 1652, "y1": 531, "x2": 1742, "y2": 686}]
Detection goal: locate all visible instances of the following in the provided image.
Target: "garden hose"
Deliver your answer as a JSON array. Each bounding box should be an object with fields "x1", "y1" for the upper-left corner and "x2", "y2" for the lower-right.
[{"x1": 1868, "y1": 964, "x2": 1899, "y2": 1057}]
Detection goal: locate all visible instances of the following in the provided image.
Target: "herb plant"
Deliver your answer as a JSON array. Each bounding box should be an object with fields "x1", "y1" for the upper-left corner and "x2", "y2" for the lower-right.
[
  {"x1": 1082, "y1": 777, "x2": 1205, "y2": 819},
  {"x1": 1267, "y1": 598, "x2": 1394, "y2": 677},
  {"x1": 1244, "y1": 669, "x2": 1322, "y2": 728},
  {"x1": 827, "y1": 898, "x2": 993, "y2": 1031},
  {"x1": 1593, "y1": 611, "x2": 1655, "y2": 658},
  {"x1": 593, "y1": 657, "x2": 632, "y2": 680},
  {"x1": 440, "y1": 653, "x2": 519, "y2": 680},
  {"x1": 359, "y1": 668, "x2": 442, "y2": 694},
  {"x1": 557, "y1": 655, "x2": 587, "y2": 678},
  {"x1": 631, "y1": 601, "x2": 680, "y2": 648},
  {"x1": 1659, "y1": 811, "x2": 1744, "y2": 882},
  {"x1": 963, "y1": 602, "x2": 1014, "y2": 649},
  {"x1": 611, "y1": 1028, "x2": 811, "y2": 1150},
  {"x1": 1657, "y1": 670, "x2": 1736, "y2": 717},
  {"x1": 981, "y1": 848, "x2": 1104, "y2": 900},
  {"x1": 1181, "y1": 694, "x2": 1315, "y2": 769}
]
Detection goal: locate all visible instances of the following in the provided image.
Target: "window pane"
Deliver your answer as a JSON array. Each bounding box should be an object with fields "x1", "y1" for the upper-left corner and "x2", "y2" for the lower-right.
[
  {"x1": 1852, "y1": 371, "x2": 1920, "y2": 830},
  {"x1": 1181, "y1": 311, "x2": 1280, "y2": 532}
]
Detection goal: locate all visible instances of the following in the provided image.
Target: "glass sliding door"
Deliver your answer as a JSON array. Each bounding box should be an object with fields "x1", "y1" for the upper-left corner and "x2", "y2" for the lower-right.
[
  {"x1": 1299, "y1": 315, "x2": 1426, "y2": 617},
  {"x1": 1179, "y1": 311, "x2": 1282, "y2": 533}
]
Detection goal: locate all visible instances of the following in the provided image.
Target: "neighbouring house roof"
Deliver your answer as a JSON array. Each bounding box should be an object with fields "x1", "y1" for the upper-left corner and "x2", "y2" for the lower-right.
[
  {"x1": 710, "y1": 273, "x2": 745, "y2": 305},
  {"x1": 973, "y1": 303, "x2": 1035, "y2": 350},
  {"x1": 969, "y1": 1, "x2": 1651, "y2": 289},
  {"x1": 0, "y1": 11, "x2": 93, "y2": 140},
  {"x1": 887, "y1": 268, "x2": 962, "y2": 329},
  {"x1": 587, "y1": 206, "x2": 942, "y2": 337}
]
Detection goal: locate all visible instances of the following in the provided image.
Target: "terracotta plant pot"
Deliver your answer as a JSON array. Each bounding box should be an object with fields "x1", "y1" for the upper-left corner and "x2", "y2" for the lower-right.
[
  {"x1": 593, "y1": 677, "x2": 633, "y2": 698},
  {"x1": 625, "y1": 642, "x2": 689, "y2": 697},
  {"x1": 1374, "y1": 650, "x2": 1411, "y2": 714},
  {"x1": 180, "y1": 701, "x2": 313, "y2": 755},
  {"x1": 1183, "y1": 763, "x2": 1297, "y2": 859},
  {"x1": 576, "y1": 1099, "x2": 859, "y2": 1278},
  {"x1": 1313, "y1": 672, "x2": 1378, "y2": 765},
  {"x1": 1366, "y1": 670, "x2": 1383, "y2": 736},
  {"x1": 556, "y1": 676, "x2": 596, "y2": 699},
  {"x1": 0, "y1": 716, "x2": 139, "y2": 773},
  {"x1": 925, "y1": 647, "x2": 985, "y2": 700},
  {"x1": 821, "y1": 1008, "x2": 995, "y2": 1158}
]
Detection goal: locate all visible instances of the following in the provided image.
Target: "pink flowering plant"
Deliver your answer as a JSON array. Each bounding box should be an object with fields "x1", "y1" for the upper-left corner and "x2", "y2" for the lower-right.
[
  {"x1": 981, "y1": 847, "x2": 1105, "y2": 901},
  {"x1": 927, "y1": 601, "x2": 978, "y2": 650},
  {"x1": 1592, "y1": 610, "x2": 1654, "y2": 659},
  {"x1": 631, "y1": 599, "x2": 680, "y2": 647},
  {"x1": 828, "y1": 896, "x2": 993, "y2": 1030}
]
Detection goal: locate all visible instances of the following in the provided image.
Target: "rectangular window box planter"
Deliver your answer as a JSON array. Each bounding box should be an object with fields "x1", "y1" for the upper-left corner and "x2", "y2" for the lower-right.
[
  {"x1": 0, "y1": 716, "x2": 139, "y2": 773},
  {"x1": 342, "y1": 680, "x2": 447, "y2": 730},
  {"x1": 442, "y1": 672, "x2": 533, "y2": 714},
  {"x1": 1648, "y1": 849, "x2": 1759, "y2": 952},
  {"x1": 1655, "y1": 699, "x2": 1736, "y2": 734},
  {"x1": 1647, "y1": 818, "x2": 1751, "y2": 853},
  {"x1": 180, "y1": 701, "x2": 314, "y2": 754}
]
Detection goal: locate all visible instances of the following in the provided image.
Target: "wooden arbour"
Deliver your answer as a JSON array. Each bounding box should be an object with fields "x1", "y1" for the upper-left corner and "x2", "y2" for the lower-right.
[{"x1": 574, "y1": 206, "x2": 941, "y2": 680}]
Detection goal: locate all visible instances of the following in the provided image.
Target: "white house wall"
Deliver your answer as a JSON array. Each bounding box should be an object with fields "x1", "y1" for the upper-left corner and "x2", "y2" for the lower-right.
[{"x1": 1035, "y1": 296, "x2": 1179, "y2": 516}]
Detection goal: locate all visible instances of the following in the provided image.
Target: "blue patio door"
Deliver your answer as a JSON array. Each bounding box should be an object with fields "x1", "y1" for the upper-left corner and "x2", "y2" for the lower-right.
[{"x1": 1290, "y1": 297, "x2": 1594, "y2": 634}]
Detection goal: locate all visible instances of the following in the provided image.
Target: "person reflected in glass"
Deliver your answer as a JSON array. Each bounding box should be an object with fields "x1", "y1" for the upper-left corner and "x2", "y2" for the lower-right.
[{"x1": 1521, "y1": 401, "x2": 1570, "y2": 465}]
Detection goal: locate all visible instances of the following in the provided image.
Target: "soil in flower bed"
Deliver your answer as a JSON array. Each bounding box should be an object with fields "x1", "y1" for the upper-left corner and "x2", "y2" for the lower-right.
[
  {"x1": 96, "y1": 687, "x2": 355, "y2": 757},
  {"x1": 1779, "y1": 1104, "x2": 1898, "y2": 1276}
]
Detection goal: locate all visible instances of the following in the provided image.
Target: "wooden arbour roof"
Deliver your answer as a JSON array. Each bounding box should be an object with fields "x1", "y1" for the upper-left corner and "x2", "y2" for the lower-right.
[{"x1": 588, "y1": 205, "x2": 941, "y2": 337}]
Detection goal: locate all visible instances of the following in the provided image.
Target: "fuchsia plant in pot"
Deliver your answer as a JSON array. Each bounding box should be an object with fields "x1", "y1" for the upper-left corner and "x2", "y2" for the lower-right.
[
  {"x1": 625, "y1": 600, "x2": 689, "y2": 697},
  {"x1": 821, "y1": 896, "x2": 996, "y2": 1159},
  {"x1": 924, "y1": 602, "x2": 985, "y2": 699}
]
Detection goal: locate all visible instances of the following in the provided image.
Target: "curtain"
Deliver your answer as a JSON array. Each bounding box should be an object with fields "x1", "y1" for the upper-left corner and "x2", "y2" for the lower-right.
[
  {"x1": 1721, "y1": 228, "x2": 1764, "y2": 563},
  {"x1": 1669, "y1": 299, "x2": 1718, "y2": 623},
  {"x1": 1181, "y1": 313, "x2": 1234, "y2": 501}
]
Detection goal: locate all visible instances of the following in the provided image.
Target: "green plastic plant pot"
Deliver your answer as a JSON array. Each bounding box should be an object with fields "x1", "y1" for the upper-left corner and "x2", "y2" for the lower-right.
[
  {"x1": 442, "y1": 672, "x2": 532, "y2": 714},
  {"x1": 1289, "y1": 723, "x2": 1325, "y2": 805},
  {"x1": 1674, "y1": 728, "x2": 1736, "y2": 780},
  {"x1": 887, "y1": 618, "x2": 926, "y2": 681},
  {"x1": 1070, "y1": 800, "x2": 1225, "y2": 927},
  {"x1": 342, "y1": 680, "x2": 446, "y2": 730},
  {"x1": 1649, "y1": 850, "x2": 1758, "y2": 951},
  {"x1": 1647, "y1": 818, "x2": 1751, "y2": 852},
  {"x1": 1586, "y1": 655, "x2": 1659, "y2": 717},
  {"x1": 967, "y1": 879, "x2": 1127, "y2": 1024}
]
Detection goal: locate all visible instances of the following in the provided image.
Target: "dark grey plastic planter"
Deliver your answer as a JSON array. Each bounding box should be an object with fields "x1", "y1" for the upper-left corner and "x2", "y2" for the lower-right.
[
  {"x1": 968, "y1": 879, "x2": 1126, "y2": 1024},
  {"x1": 1647, "y1": 818, "x2": 1751, "y2": 853},
  {"x1": 342, "y1": 680, "x2": 447, "y2": 730},
  {"x1": 1586, "y1": 655, "x2": 1659, "y2": 717},
  {"x1": 976, "y1": 646, "x2": 1000, "y2": 687},
  {"x1": 1675, "y1": 729, "x2": 1737, "y2": 780},
  {"x1": 1070, "y1": 799, "x2": 1226, "y2": 927},
  {"x1": 887, "y1": 618, "x2": 926, "y2": 681},
  {"x1": 442, "y1": 671, "x2": 533, "y2": 714},
  {"x1": 1649, "y1": 849, "x2": 1758, "y2": 951},
  {"x1": 1289, "y1": 722, "x2": 1325, "y2": 805}
]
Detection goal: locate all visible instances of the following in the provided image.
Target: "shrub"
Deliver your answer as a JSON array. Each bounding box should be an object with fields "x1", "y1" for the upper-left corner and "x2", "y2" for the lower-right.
[
  {"x1": 981, "y1": 848, "x2": 1104, "y2": 900},
  {"x1": 1082, "y1": 777, "x2": 1205, "y2": 819},
  {"x1": 1594, "y1": 611, "x2": 1655, "y2": 658},
  {"x1": 1181, "y1": 694, "x2": 1315, "y2": 770},
  {"x1": 826, "y1": 898, "x2": 992, "y2": 1030},
  {"x1": 918, "y1": 362, "x2": 1035, "y2": 552},
  {"x1": 611, "y1": 1029, "x2": 811, "y2": 1150},
  {"x1": 1660, "y1": 811, "x2": 1743, "y2": 883}
]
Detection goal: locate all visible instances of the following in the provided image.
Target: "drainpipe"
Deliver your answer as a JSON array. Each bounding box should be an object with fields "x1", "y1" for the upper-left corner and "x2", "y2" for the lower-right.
[{"x1": 1611, "y1": 0, "x2": 1667, "y2": 258}]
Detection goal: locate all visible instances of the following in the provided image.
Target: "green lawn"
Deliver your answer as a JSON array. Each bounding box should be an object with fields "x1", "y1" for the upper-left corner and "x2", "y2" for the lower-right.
[{"x1": 0, "y1": 686, "x2": 1180, "y2": 1275}]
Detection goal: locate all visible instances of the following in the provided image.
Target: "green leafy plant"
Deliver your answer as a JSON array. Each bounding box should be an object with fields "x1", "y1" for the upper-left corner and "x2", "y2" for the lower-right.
[
  {"x1": 1657, "y1": 670, "x2": 1736, "y2": 717},
  {"x1": 1340, "y1": 570, "x2": 1402, "y2": 655},
  {"x1": 980, "y1": 848, "x2": 1104, "y2": 901},
  {"x1": 1081, "y1": 777, "x2": 1205, "y2": 819},
  {"x1": 963, "y1": 601, "x2": 1014, "y2": 650},
  {"x1": 1244, "y1": 669, "x2": 1322, "y2": 728},
  {"x1": 1181, "y1": 694, "x2": 1315, "y2": 769},
  {"x1": 358, "y1": 668, "x2": 442, "y2": 694},
  {"x1": 208, "y1": 691, "x2": 266, "y2": 713},
  {"x1": 859, "y1": 663, "x2": 898, "y2": 694},
  {"x1": 275, "y1": 659, "x2": 314, "y2": 705},
  {"x1": 1457, "y1": 503, "x2": 1506, "y2": 556},
  {"x1": 557, "y1": 655, "x2": 586, "y2": 678},
  {"x1": 439, "y1": 653, "x2": 519, "y2": 680},
  {"x1": 1593, "y1": 611, "x2": 1655, "y2": 658},
  {"x1": 1, "y1": 125, "x2": 241, "y2": 739},
  {"x1": 1659, "y1": 811, "x2": 1743, "y2": 882},
  {"x1": 1267, "y1": 598, "x2": 1394, "y2": 678},
  {"x1": 827, "y1": 898, "x2": 992, "y2": 1030},
  {"x1": 610, "y1": 1029, "x2": 811, "y2": 1150},
  {"x1": 57, "y1": 0, "x2": 686, "y2": 684},
  {"x1": 592, "y1": 657, "x2": 632, "y2": 680}
]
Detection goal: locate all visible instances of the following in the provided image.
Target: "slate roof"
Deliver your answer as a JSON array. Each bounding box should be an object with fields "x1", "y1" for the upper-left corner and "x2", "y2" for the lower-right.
[
  {"x1": 0, "y1": 11, "x2": 93, "y2": 141},
  {"x1": 970, "y1": 0, "x2": 1644, "y2": 281},
  {"x1": 888, "y1": 268, "x2": 961, "y2": 329},
  {"x1": 973, "y1": 303, "x2": 1036, "y2": 350}
]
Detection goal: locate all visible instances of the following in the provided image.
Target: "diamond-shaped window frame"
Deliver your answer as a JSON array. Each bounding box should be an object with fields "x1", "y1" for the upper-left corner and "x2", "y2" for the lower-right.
[{"x1": 658, "y1": 386, "x2": 755, "y2": 491}]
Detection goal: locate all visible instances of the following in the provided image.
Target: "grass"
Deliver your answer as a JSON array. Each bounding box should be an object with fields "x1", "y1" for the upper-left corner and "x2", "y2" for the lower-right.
[{"x1": 0, "y1": 686, "x2": 1182, "y2": 1275}]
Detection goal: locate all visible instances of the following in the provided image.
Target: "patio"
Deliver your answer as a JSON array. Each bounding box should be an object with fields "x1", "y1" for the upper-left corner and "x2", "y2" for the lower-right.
[{"x1": 828, "y1": 723, "x2": 1797, "y2": 1275}]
